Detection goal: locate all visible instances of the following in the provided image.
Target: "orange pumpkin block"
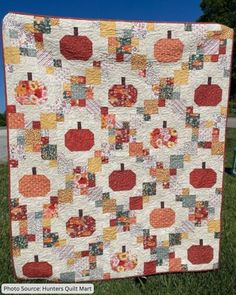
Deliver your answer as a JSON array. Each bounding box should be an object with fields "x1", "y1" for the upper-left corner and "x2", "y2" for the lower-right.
[
  {"x1": 150, "y1": 202, "x2": 175, "y2": 228},
  {"x1": 19, "y1": 167, "x2": 50, "y2": 197},
  {"x1": 22, "y1": 256, "x2": 52, "y2": 278},
  {"x1": 154, "y1": 31, "x2": 183, "y2": 63}
]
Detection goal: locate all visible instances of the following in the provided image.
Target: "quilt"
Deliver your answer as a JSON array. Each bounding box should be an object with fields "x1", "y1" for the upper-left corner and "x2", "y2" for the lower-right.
[{"x1": 2, "y1": 12, "x2": 234, "y2": 282}]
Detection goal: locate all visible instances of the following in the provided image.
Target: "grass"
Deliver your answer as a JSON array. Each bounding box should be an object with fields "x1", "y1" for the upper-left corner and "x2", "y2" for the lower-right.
[
  {"x1": 229, "y1": 100, "x2": 236, "y2": 117},
  {"x1": 0, "y1": 129, "x2": 235, "y2": 295}
]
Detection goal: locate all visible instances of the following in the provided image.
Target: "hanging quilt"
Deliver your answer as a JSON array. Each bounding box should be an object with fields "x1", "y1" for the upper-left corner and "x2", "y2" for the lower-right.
[{"x1": 2, "y1": 12, "x2": 233, "y2": 282}]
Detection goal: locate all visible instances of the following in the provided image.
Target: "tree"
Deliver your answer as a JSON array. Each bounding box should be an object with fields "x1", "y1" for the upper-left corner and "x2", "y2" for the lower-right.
[
  {"x1": 0, "y1": 112, "x2": 6, "y2": 126},
  {"x1": 198, "y1": 0, "x2": 236, "y2": 99}
]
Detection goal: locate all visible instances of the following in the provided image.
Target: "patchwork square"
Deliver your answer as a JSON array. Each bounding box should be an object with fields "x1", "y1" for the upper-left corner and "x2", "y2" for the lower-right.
[{"x1": 2, "y1": 13, "x2": 233, "y2": 282}]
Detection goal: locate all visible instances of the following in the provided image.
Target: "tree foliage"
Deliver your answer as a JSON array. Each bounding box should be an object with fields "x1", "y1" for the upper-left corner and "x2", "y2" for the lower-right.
[
  {"x1": 0, "y1": 112, "x2": 6, "y2": 126},
  {"x1": 198, "y1": 0, "x2": 236, "y2": 99}
]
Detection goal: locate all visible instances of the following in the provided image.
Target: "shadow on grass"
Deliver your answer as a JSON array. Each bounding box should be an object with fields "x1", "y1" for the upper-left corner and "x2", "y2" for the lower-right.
[
  {"x1": 224, "y1": 167, "x2": 233, "y2": 174},
  {"x1": 224, "y1": 167, "x2": 236, "y2": 176}
]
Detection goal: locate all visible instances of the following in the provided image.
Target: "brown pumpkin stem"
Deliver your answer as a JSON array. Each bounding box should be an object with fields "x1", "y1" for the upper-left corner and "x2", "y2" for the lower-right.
[
  {"x1": 74, "y1": 27, "x2": 79, "y2": 36},
  {"x1": 34, "y1": 255, "x2": 39, "y2": 262},
  {"x1": 167, "y1": 30, "x2": 172, "y2": 39},
  {"x1": 27, "y1": 72, "x2": 32, "y2": 81},
  {"x1": 120, "y1": 163, "x2": 125, "y2": 171},
  {"x1": 78, "y1": 209, "x2": 83, "y2": 217},
  {"x1": 32, "y1": 167, "x2": 37, "y2": 175},
  {"x1": 160, "y1": 202, "x2": 165, "y2": 208},
  {"x1": 163, "y1": 121, "x2": 167, "y2": 128},
  {"x1": 202, "y1": 162, "x2": 206, "y2": 169},
  {"x1": 208, "y1": 77, "x2": 212, "y2": 85},
  {"x1": 77, "y1": 122, "x2": 82, "y2": 129},
  {"x1": 93, "y1": 61, "x2": 100, "y2": 67},
  {"x1": 121, "y1": 77, "x2": 126, "y2": 86},
  {"x1": 199, "y1": 239, "x2": 203, "y2": 245},
  {"x1": 122, "y1": 246, "x2": 126, "y2": 253}
]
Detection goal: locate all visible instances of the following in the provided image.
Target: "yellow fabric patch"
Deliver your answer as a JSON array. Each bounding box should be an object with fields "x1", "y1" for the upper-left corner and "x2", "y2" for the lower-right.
[
  {"x1": 74, "y1": 252, "x2": 82, "y2": 259},
  {"x1": 181, "y1": 63, "x2": 188, "y2": 70},
  {"x1": 49, "y1": 160, "x2": 58, "y2": 167},
  {"x1": 13, "y1": 248, "x2": 21, "y2": 257},
  {"x1": 131, "y1": 54, "x2": 147, "y2": 70},
  {"x1": 181, "y1": 232, "x2": 188, "y2": 239},
  {"x1": 65, "y1": 174, "x2": 74, "y2": 182},
  {"x1": 208, "y1": 220, "x2": 220, "y2": 233},
  {"x1": 144, "y1": 100, "x2": 158, "y2": 114},
  {"x1": 143, "y1": 196, "x2": 150, "y2": 203},
  {"x1": 58, "y1": 189, "x2": 73, "y2": 203},
  {"x1": 204, "y1": 55, "x2": 212, "y2": 62},
  {"x1": 103, "y1": 227, "x2": 117, "y2": 241},
  {"x1": 131, "y1": 38, "x2": 139, "y2": 47},
  {"x1": 221, "y1": 25, "x2": 234, "y2": 39},
  {"x1": 174, "y1": 69, "x2": 189, "y2": 85},
  {"x1": 182, "y1": 188, "x2": 190, "y2": 195},
  {"x1": 25, "y1": 129, "x2": 41, "y2": 146},
  {"x1": 221, "y1": 107, "x2": 227, "y2": 116},
  {"x1": 55, "y1": 239, "x2": 67, "y2": 247},
  {"x1": 46, "y1": 67, "x2": 54, "y2": 74},
  {"x1": 4, "y1": 47, "x2": 20, "y2": 64},
  {"x1": 162, "y1": 240, "x2": 169, "y2": 247},
  {"x1": 103, "y1": 199, "x2": 117, "y2": 213},
  {"x1": 100, "y1": 21, "x2": 116, "y2": 37},
  {"x1": 86, "y1": 67, "x2": 101, "y2": 85},
  {"x1": 88, "y1": 157, "x2": 102, "y2": 173},
  {"x1": 184, "y1": 154, "x2": 191, "y2": 161},
  {"x1": 156, "y1": 169, "x2": 170, "y2": 182},
  {"x1": 205, "y1": 120, "x2": 214, "y2": 128},
  {"x1": 50, "y1": 18, "x2": 60, "y2": 26},
  {"x1": 108, "y1": 136, "x2": 116, "y2": 144},
  {"x1": 146, "y1": 23, "x2": 155, "y2": 31},
  {"x1": 40, "y1": 113, "x2": 57, "y2": 129},
  {"x1": 211, "y1": 142, "x2": 224, "y2": 155},
  {"x1": 42, "y1": 218, "x2": 51, "y2": 227},
  {"x1": 35, "y1": 42, "x2": 44, "y2": 50},
  {"x1": 67, "y1": 258, "x2": 75, "y2": 265},
  {"x1": 24, "y1": 23, "x2": 35, "y2": 32},
  {"x1": 63, "y1": 83, "x2": 70, "y2": 91}
]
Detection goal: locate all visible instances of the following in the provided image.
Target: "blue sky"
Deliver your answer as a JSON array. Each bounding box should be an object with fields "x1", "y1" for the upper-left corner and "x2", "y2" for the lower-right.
[{"x1": 0, "y1": 0, "x2": 202, "y2": 112}]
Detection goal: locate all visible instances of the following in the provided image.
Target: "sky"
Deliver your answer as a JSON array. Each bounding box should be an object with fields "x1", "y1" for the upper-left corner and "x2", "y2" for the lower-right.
[{"x1": 0, "y1": 0, "x2": 202, "y2": 112}]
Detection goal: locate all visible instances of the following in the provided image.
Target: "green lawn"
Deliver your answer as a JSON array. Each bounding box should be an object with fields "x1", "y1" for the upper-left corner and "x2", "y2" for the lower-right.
[
  {"x1": 0, "y1": 129, "x2": 235, "y2": 295},
  {"x1": 229, "y1": 100, "x2": 236, "y2": 118}
]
